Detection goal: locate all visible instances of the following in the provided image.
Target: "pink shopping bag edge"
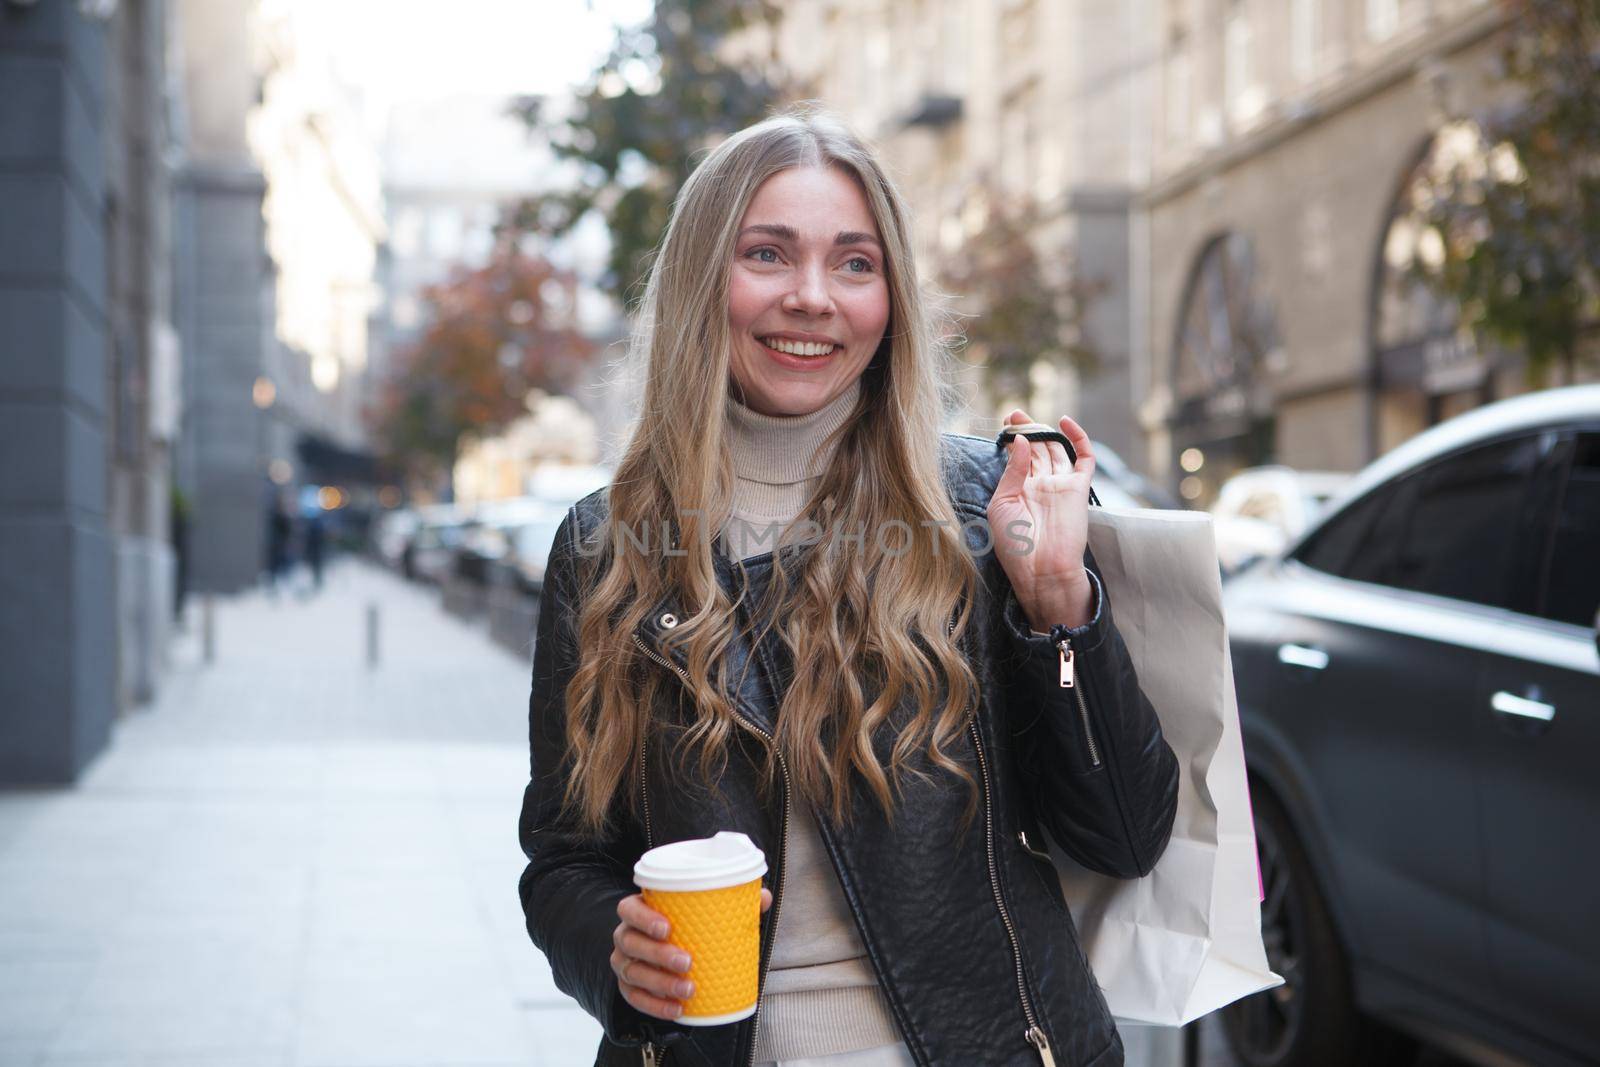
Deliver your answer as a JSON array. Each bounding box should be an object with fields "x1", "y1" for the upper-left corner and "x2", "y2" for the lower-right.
[{"x1": 1239, "y1": 723, "x2": 1264, "y2": 902}]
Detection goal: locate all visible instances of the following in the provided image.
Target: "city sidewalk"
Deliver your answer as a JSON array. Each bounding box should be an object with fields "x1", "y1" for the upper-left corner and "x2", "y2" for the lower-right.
[
  {"x1": 0, "y1": 560, "x2": 600, "y2": 1067},
  {"x1": 0, "y1": 559, "x2": 1192, "y2": 1067}
]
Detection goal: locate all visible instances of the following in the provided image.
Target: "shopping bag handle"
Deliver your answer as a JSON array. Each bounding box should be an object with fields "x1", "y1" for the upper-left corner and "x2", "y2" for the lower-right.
[{"x1": 994, "y1": 424, "x2": 1102, "y2": 508}]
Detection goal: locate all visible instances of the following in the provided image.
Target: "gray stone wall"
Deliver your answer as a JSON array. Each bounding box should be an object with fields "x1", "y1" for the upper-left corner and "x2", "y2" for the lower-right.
[
  {"x1": 1, "y1": 0, "x2": 186, "y2": 782},
  {"x1": 1141, "y1": 15, "x2": 1507, "y2": 486},
  {"x1": 105, "y1": 0, "x2": 179, "y2": 709},
  {"x1": 0, "y1": 1, "x2": 119, "y2": 782},
  {"x1": 1068, "y1": 188, "x2": 1137, "y2": 469},
  {"x1": 173, "y1": 162, "x2": 270, "y2": 592}
]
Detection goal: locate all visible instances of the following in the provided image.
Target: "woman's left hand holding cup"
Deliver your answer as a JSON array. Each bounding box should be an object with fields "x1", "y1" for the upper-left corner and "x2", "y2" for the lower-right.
[{"x1": 611, "y1": 886, "x2": 772, "y2": 1020}]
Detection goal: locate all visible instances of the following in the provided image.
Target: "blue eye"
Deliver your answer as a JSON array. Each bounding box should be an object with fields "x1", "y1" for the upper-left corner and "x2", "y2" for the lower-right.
[
  {"x1": 748, "y1": 247, "x2": 780, "y2": 263},
  {"x1": 846, "y1": 256, "x2": 875, "y2": 274}
]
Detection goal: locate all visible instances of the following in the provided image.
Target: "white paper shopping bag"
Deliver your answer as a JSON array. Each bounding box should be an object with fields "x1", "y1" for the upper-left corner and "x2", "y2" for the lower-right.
[{"x1": 1045, "y1": 506, "x2": 1283, "y2": 1027}]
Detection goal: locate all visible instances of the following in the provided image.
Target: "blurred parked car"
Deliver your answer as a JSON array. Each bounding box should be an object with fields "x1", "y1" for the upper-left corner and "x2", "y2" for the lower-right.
[
  {"x1": 1220, "y1": 385, "x2": 1600, "y2": 1067},
  {"x1": 373, "y1": 507, "x2": 422, "y2": 567},
  {"x1": 453, "y1": 499, "x2": 551, "y2": 587},
  {"x1": 452, "y1": 522, "x2": 510, "y2": 587},
  {"x1": 439, "y1": 492, "x2": 604, "y2": 597},
  {"x1": 479, "y1": 489, "x2": 603, "y2": 655},
  {"x1": 401, "y1": 510, "x2": 468, "y2": 584},
  {"x1": 1211, "y1": 466, "x2": 1351, "y2": 573},
  {"x1": 507, "y1": 507, "x2": 570, "y2": 598}
]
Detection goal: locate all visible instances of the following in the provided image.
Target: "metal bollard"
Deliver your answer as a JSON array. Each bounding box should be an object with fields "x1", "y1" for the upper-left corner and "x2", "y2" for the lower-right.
[
  {"x1": 203, "y1": 594, "x2": 215, "y2": 665},
  {"x1": 366, "y1": 602, "x2": 379, "y2": 668}
]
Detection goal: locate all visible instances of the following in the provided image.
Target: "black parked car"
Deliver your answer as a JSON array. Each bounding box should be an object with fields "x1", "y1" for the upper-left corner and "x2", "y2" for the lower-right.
[{"x1": 1219, "y1": 384, "x2": 1600, "y2": 1067}]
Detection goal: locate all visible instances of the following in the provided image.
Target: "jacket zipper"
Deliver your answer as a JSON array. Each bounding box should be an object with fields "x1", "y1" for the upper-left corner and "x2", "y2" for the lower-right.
[
  {"x1": 1017, "y1": 829, "x2": 1052, "y2": 862},
  {"x1": 960, "y1": 618, "x2": 1057, "y2": 1065},
  {"x1": 1054, "y1": 633, "x2": 1101, "y2": 768},
  {"x1": 636, "y1": 656, "x2": 663, "y2": 1065},
  {"x1": 638, "y1": 718, "x2": 655, "y2": 850},
  {"x1": 968, "y1": 713, "x2": 1058, "y2": 1066},
  {"x1": 635, "y1": 704, "x2": 663, "y2": 1067},
  {"x1": 631, "y1": 632, "x2": 790, "y2": 1067}
]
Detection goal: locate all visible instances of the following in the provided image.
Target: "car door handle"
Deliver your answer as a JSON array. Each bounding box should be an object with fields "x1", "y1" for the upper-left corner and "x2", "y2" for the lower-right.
[
  {"x1": 1490, "y1": 690, "x2": 1556, "y2": 723},
  {"x1": 1277, "y1": 643, "x2": 1329, "y2": 670}
]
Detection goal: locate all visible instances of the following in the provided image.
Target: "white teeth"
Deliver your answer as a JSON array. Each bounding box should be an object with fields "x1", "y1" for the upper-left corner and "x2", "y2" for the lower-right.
[{"x1": 762, "y1": 337, "x2": 837, "y2": 357}]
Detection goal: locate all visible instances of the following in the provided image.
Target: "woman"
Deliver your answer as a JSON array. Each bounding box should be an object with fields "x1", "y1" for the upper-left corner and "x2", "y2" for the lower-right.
[{"x1": 518, "y1": 103, "x2": 1180, "y2": 1067}]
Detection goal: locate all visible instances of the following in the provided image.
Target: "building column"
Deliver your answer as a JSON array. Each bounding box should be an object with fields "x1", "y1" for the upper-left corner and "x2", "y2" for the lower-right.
[{"x1": 0, "y1": 1, "x2": 117, "y2": 782}]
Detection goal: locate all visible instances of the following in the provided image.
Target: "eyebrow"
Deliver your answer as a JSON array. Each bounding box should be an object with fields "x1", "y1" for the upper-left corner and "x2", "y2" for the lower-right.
[{"x1": 738, "y1": 223, "x2": 883, "y2": 250}]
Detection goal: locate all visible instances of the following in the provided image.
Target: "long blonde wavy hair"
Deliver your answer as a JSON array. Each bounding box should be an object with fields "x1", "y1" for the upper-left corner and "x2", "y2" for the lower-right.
[{"x1": 561, "y1": 102, "x2": 983, "y2": 843}]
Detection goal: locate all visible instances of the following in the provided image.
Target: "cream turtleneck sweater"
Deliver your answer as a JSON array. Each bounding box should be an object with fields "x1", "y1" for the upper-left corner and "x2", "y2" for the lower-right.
[{"x1": 720, "y1": 378, "x2": 906, "y2": 1061}]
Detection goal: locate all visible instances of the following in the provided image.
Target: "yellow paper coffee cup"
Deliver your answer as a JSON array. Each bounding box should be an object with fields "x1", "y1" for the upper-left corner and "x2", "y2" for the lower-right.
[{"x1": 633, "y1": 831, "x2": 768, "y2": 1026}]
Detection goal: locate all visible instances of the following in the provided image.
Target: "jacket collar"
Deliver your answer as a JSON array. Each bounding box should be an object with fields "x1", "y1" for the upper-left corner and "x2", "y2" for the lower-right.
[{"x1": 631, "y1": 547, "x2": 799, "y2": 737}]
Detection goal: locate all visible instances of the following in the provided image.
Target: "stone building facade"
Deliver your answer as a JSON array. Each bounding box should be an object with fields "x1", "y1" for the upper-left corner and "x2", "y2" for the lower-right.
[
  {"x1": 173, "y1": 0, "x2": 383, "y2": 593},
  {"x1": 0, "y1": 0, "x2": 383, "y2": 783},
  {"x1": 1139, "y1": 0, "x2": 1564, "y2": 502},
  {"x1": 1, "y1": 0, "x2": 182, "y2": 781},
  {"x1": 767, "y1": 0, "x2": 1593, "y2": 502},
  {"x1": 171, "y1": 0, "x2": 274, "y2": 593}
]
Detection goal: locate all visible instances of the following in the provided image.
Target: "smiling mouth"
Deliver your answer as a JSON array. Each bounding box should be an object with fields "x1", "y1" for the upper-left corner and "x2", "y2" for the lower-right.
[{"x1": 758, "y1": 336, "x2": 841, "y2": 358}]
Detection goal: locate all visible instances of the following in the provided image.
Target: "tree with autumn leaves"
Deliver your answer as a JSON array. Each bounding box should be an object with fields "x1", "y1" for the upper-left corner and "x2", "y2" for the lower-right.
[
  {"x1": 375, "y1": 0, "x2": 783, "y2": 486},
  {"x1": 937, "y1": 184, "x2": 1105, "y2": 402},
  {"x1": 368, "y1": 245, "x2": 597, "y2": 485}
]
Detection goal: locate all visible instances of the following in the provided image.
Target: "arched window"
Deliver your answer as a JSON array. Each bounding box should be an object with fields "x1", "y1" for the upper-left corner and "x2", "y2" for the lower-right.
[
  {"x1": 1370, "y1": 123, "x2": 1496, "y2": 455},
  {"x1": 1170, "y1": 231, "x2": 1283, "y2": 505}
]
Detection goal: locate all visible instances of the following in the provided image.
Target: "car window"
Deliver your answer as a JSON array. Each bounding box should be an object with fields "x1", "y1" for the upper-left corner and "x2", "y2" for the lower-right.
[
  {"x1": 1390, "y1": 436, "x2": 1545, "y2": 610},
  {"x1": 1295, "y1": 476, "x2": 1404, "y2": 580},
  {"x1": 1539, "y1": 432, "x2": 1600, "y2": 628},
  {"x1": 1296, "y1": 434, "x2": 1546, "y2": 609}
]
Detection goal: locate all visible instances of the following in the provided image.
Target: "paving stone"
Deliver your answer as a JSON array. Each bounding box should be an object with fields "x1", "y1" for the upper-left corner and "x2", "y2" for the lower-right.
[{"x1": 0, "y1": 563, "x2": 561, "y2": 1067}]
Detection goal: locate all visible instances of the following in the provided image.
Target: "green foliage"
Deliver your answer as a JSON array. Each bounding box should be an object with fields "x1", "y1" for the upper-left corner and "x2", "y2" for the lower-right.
[
  {"x1": 1414, "y1": 0, "x2": 1600, "y2": 383},
  {"x1": 936, "y1": 186, "x2": 1105, "y2": 401},
  {"x1": 507, "y1": 1, "x2": 788, "y2": 310}
]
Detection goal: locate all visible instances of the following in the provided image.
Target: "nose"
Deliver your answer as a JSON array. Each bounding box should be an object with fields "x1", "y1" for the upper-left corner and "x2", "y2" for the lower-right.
[{"x1": 781, "y1": 257, "x2": 833, "y2": 317}]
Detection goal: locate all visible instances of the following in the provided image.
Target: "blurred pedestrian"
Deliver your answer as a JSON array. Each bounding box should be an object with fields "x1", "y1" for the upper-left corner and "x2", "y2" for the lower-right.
[
  {"x1": 304, "y1": 511, "x2": 326, "y2": 591},
  {"x1": 265, "y1": 495, "x2": 292, "y2": 594},
  {"x1": 171, "y1": 486, "x2": 190, "y2": 622},
  {"x1": 517, "y1": 104, "x2": 1179, "y2": 1067}
]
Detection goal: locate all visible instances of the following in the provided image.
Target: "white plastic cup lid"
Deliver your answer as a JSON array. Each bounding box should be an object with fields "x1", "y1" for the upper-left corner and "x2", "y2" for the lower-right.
[{"x1": 633, "y1": 831, "x2": 768, "y2": 893}]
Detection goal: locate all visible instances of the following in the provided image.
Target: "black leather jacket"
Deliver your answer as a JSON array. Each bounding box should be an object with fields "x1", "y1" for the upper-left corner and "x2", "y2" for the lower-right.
[{"x1": 518, "y1": 431, "x2": 1181, "y2": 1067}]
